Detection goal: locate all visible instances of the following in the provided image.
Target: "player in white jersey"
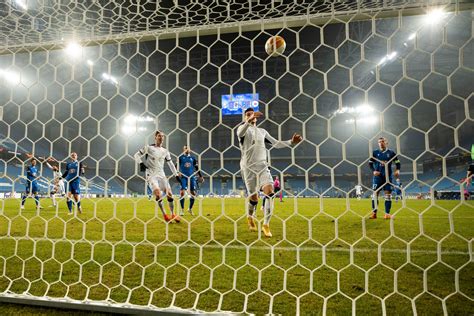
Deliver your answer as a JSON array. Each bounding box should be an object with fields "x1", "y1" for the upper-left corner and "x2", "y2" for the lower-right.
[
  {"x1": 355, "y1": 184, "x2": 363, "y2": 200},
  {"x1": 237, "y1": 108, "x2": 302, "y2": 237},
  {"x1": 134, "y1": 130, "x2": 180, "y2": 223},
  {"x1": 45, "y1": 157, "x2": 65, "y2": 207}
]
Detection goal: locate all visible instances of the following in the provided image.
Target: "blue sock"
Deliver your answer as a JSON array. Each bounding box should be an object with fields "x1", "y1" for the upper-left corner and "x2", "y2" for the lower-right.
[
  {"x1": 67, "y1": 200, "x2": 73, "y2": 212},
  {"x1": 371, "y1": 199, "x2": 377, "y2": 213},
  {"x1": 385, "y1": 196, "x2": 392, "y2": 214},
  {"x1": 34, "y1": 195, "x2": 40, "y2": 206},
  {"x1": 180, "y1": 196, "x2": 185, "y2": 209},
  {"x1": 189, "y1": 197, "x2": 195, "y2": 209},
  {"x1": 21, "y1": 194, "x2": 27, "y2": 206},
  {"x1": 77, "y1": 201, "x2": 81, "y2": 209}
]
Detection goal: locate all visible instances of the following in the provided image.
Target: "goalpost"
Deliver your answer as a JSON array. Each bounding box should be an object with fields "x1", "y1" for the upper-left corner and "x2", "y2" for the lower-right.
[{"x1": 0, "y1": 1, "x2": 473, "y2": 315}]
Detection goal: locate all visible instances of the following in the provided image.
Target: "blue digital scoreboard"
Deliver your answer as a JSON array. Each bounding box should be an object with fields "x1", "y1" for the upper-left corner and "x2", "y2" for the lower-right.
[{"x1": 221, "y1": 93, "x2": 259, "y2": 115}]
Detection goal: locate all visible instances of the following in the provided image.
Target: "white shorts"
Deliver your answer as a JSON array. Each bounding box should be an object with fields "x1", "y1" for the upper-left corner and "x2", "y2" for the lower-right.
[
  {"x1": 242, "y1": 166, "x2": 273, "y2": 195},
  {"x1": 57, "y1": 181, "x2": 65, "y2": 194},
  {"x1": 147, "y1": 175, "x2": 171, "y2": 193},
  {"x1": 53, "y1": 180, "x2": 65, "y2": 195}
]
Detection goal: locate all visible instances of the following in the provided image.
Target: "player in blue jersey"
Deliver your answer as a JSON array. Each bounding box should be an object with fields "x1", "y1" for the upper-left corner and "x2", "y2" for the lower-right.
[
  {"x1": 21, "y1": 157, "x2": 42, "y2": 210},
  {"x1": 178, "y1": 146, "x2": 204, "y2": 216},
  {"x1": 369, "y1": 137, "x2": 400, "y2": 219},
  {"x1": 62, "y1": 152, "x2": 85, "y2": 215},
  {"x1": 394, "y1": 178, "x2": 403, "y2": 202}
]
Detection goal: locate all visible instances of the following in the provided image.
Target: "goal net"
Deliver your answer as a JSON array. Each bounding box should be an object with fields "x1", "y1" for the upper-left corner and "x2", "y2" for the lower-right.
[{"x1": 0, "y1": 1, "x2": 473, "y2": 314}]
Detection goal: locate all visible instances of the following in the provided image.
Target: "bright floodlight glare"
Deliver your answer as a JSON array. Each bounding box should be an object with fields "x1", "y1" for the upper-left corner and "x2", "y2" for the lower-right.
[
  {"x1": 336, "y1": 104, "x2": 374, "y2": 115},
  {"x1": 65, "y1": 42, "x2": 82, "y2": 58},
  {"x1": 137, "y1": 116, "x2": 154, "y2": 122},
  {"x1": 345, "y1": 116, "x2": 378, "y2": 125},
  {"x1": 408, "y1": 32, "x2": 417, "y2": 40},
  {"x1": 102, "y1": 73, "x2": 118, "y2": 84},
  {"x1": 356, "y1": 104, "x2": 374, "y2": 114},
  {"x1": 0, "y1": 69, "x2": 21, "y2": 85},
  {"x1": 124, "y1": 115, "x2": 137, "y2": 124},
  {"x1": 121, "y1": 125, "x2": 136, "y2": 135},
  {"x1": 15, "y1": 0, "x2": 27, "y2": 10},
  {"x1": 378, "y1": 52, "x2": 397, "y2": 65},
  {"x1": 359, "y1": 116, "x2": 378, "y2": 125},
  {"x1": 86, "y1": 60, "x2": 94, "y2": 66},
  {"x1": 424, "y1": 8, "x2": 445, "y2": 24}
]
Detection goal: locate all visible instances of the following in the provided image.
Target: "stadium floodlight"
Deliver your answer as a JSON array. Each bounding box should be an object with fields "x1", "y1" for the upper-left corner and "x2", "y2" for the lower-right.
[
  {"x1": 121, "y1": 114, "x2": 153, "y2": 135},
  {"x1": 359, "y1": 115, "x2": 378, "y2": 125},
  {"x1": 14, "y1": 0, "x2": 27, "y2": 10},
  {"x1": 121, "y1": 125, "x2": 136, "y2": 135},
  {"x1": 136, "y1": 116, "x2": 154, "y2": 122},
  {"x1": 102, "y1": 73, "x2": 118, "y2": 84},
  {"x1": 424, "y1": 8, "x2": 445, "y2": 24},
  {"x1": 387, "y1": 51, "x2": 397, "y2": 60},
  {"x1": 345, "y1": 115, "x2": 378, "y2": 125},
  {"x1": 336, "y1": 104, "x2": 374, "y2": 115},
  {"x1": 64, "y1": 42, "x2": 82, "y2": 58},
  {"x1": 378, "y1": 52, "x2": 397, "y2": 66},
  {"x1": 86, "y1": 59, "x2": 94, "y2": 66},
  {"x1": 124, "y1": 114, "x2": 137, "y2": 123},
  {"x1": 355, "y1": 104, "x2": 374, "y2": 114},
  {"x1": 408, "y1": 32, "x2": 417, "y2": 40},
  {"x1": 0, "y1": 69, "x2": 21, "y2": 85}
]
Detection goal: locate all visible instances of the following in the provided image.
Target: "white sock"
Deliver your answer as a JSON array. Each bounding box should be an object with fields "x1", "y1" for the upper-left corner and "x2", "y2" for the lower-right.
[
  {"x1": 157, "y1": 199, "x2": 166, "y2": 216},
  {"x1": 263, "y1": 196, "x2": 273, "y2": 225}
]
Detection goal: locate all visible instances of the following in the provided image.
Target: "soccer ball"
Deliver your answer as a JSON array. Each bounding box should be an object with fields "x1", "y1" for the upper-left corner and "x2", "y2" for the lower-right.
[{"x1": 265, "y1": 35, "x2": 286, "y2": 57}]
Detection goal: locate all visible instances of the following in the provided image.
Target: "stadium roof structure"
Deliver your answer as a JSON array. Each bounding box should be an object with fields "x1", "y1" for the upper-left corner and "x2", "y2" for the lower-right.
[{"x1": 0, "y1": 0, "x2": 463, "y2": 51}]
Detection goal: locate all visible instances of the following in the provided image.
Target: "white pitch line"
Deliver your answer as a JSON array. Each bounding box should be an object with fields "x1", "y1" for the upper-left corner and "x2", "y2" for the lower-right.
[
  {"x1": 154, "y1": 243, "x2": 471, "y2": 256},
  {"x1": 1, "y1": 236, "x2": 471, "y2": 256}
]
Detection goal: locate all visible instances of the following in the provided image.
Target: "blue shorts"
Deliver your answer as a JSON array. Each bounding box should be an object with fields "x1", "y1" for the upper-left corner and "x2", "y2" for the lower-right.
[
  {"x1": 372, "y1": 176, "x2": 393, "y2": 192},
  {"x1": 180, "y1": 176, "x2": 197, "y2": 192},
  {"x1": 394, "y1": 189, "x2": 402, "y2": 196},
  {"x1": 67, "y1": 180, "x2": 81, "y2": 195},
  {"x1": 26, "y1": 181, "x2": 39, "y2": 194}
]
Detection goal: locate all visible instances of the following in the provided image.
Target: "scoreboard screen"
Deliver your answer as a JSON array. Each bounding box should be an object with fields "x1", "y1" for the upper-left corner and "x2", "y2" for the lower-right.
[{"x1": 221, "y1": 93, "x2": 259, "y2": 115}]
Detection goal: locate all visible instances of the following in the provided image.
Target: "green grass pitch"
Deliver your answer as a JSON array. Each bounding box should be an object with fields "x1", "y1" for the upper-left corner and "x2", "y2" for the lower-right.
[{"x1": 0, "y1": 197, "x2": 472, "y2": 315}]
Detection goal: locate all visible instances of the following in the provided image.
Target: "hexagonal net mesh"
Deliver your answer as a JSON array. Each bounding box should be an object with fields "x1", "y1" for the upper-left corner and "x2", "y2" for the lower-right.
[{"x1": 0, "y1": 1, "x2": 473, "y2": 315}]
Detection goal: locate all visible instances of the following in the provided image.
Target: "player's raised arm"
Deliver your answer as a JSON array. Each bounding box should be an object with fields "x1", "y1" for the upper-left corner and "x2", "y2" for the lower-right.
[
  {"x1": 134, "y1": 145, "x2": 147, "y2": 163},
  {"x1": 236, "y1": 122, "x2": 251, "y2": 138},
  {"x1": 237, "y1": 110, "x2": 263, "y2": 138},
  {"x1": 264, "y1": 131, "x2": 303, "y2": 149}
]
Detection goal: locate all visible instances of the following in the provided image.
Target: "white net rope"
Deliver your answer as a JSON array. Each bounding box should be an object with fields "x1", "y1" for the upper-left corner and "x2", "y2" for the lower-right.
[
  {"x1": 0, "y1": 1, "x2": 473, "y2": 315},
  {"x1": 0, "y1": 0, "x2": 454, "y2": 49}
]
